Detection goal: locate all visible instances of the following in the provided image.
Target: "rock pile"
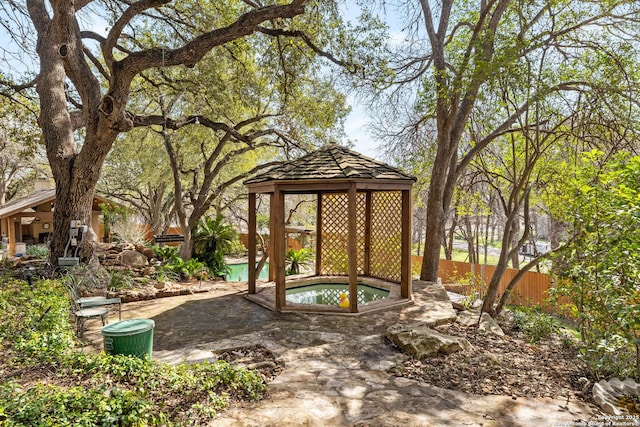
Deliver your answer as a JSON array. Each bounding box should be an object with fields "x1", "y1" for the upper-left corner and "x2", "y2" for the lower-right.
[
  {"x1": 107, "y1": 281, "x2": 210, "y2": 303},
  {"x1": 95, "y1": 242, "x2": 157, "y2": 267}
]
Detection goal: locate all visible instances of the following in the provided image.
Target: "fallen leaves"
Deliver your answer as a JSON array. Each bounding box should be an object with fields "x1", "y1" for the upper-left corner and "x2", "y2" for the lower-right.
[{"x1": 388, "y1": 322, "x2": 588, "y2": 401}]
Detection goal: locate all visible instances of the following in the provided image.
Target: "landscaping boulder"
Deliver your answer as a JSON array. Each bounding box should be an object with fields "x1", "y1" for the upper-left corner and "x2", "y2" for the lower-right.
[
  {"x1": 456, "y1": 309, "x2": 481, "y2": 327},
  {"x1": 387, "y1": 323, "x2": 472, "y2": 358},
  {"x1": 477, "y1": 313, "x2": 505, "y2": 336},
  {"x1": 142, "y1": 247, "x2": 155, "y2": 260},
  {"x1": 120, "y1": 249, "x2": 148, "y2": 267},
  {"x1": 593, "y1": 378, "x2": 640, "y2": 415}
]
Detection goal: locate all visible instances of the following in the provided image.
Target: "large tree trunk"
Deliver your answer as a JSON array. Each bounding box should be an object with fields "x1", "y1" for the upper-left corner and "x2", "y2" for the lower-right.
[
  {"x1": 50, "y1": 175, "x2": 99, "y2": 263},
  {"x1": 420, "y1": 141, "x2": 457, "y2": 281},
  {"x1": 421, "y1": 193, "x2": 446, "y2": 281},
  {"x1": 30, "y1": 0, "x2": 120, "y2": 266},
  {"x1": 417, "y1": 0, "x2": 511, "y2": 282}
]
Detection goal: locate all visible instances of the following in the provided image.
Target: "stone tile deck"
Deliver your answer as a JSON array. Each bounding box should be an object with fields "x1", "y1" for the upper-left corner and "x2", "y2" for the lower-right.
[{"x1": 81, "y1": 280, "x2": 595, "y2": 426}]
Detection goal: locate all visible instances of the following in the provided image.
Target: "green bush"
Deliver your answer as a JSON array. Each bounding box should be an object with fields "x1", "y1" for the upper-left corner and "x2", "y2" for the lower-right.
[
  {"x1": 510, "y1": 306, "x2": 559, "y2": 343},
  {"x1": 108, "y1": 270, "x2": 135, "y2": 291},
  {"x1": 550, "y1": 151, "x2": 640, "y2": 379},
  {"x1": 60, "y1": 264, "x2": 110, "y2": 295},
  {"x1": 227, "y1": 236, "x2": 247, "y2": 257},
  {"x1": 25, "y1": 244, "x2": 49, "y2": 259},
  {"x1": 153, "y1": 269, "x2": 182, "y2": 284},
  {"x1": 0, "y1": 280, "x2": 75, "y2": 366},
  {"x1": 191, "y1": 214, "x2": 236, "y2": 277},
  {"x1": 160, "y1": 257, "x2": 206, "y2": 281},
  {"x1": 0, "y1": 279, "x2": 267, "y2": 426},
  {"x1": 0, "y1": 382, "x2": 160, "y2": 427},
  {"x1": 152, "y1": 245, "x2": 179, "y2": 262},
  {"x1": 577, "y1": 335, "x2": 638, "y2": 380},
  {"x1": 285, "y1": 248, "x2": 314, "y2": 275}
]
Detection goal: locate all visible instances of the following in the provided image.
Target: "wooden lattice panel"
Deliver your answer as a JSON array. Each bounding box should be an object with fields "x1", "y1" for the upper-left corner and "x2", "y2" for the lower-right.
[
  {"x1": 320, "y1": 193, "x2": 349, "y2": 275},
  {"x1": 356, "y1": 192, "x2": 366, "y2": 271},
  {"x1": 370, "y1": 191, "x2": 402, "y2": 283},
  {"x1": 320, "y1": 193, "x2": 366, "y2": 275}
]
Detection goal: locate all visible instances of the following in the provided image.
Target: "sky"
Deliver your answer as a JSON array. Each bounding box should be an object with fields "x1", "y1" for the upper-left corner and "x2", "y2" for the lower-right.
[
  {"x1": 339, "y1": 3, "x2": 399, "y2": 160},
  {"x1": 344, "y1": 99, "x2": 377, "y2": 158}
]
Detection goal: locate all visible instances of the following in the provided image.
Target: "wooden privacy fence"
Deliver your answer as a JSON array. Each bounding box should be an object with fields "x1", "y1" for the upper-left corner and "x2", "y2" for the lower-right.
[{"x1": 412, "y1": 256, "x2": 555, "y2": 310}]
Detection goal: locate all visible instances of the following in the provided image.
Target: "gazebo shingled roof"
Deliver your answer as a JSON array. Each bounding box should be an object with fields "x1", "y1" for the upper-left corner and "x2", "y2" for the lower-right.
[
  {"x1": 245, "y1": 144, "x2": 415, "y2": 314},
  {"x1": 244, "y1": 144, "x2": 415, "y2": 184}
]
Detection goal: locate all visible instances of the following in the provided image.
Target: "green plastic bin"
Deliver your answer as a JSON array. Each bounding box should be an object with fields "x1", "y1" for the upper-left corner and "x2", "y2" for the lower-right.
[{"x1": 102, "y1": 319, "x2": 155, "y2": 360}]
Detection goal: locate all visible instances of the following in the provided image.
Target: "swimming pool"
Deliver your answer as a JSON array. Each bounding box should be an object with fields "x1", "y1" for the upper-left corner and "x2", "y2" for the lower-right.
[
  {"x1": 226, "y1": 262, "x2": 269, "y2": 282},
  {"x1": 286, "y1": 283, "x2": 389, "y2": 306}
]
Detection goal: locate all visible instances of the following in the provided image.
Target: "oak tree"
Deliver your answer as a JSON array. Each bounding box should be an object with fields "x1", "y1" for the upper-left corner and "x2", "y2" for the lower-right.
[{"x1": 0, "y1": 0, "x2": 308, "y2": 264}]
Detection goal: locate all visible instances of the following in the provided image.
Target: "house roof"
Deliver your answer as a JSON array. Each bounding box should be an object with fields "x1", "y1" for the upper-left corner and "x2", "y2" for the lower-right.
[
  {"x1": 244, "y1": 144, "x2": 416, "y2": 185},
  {"x1": 0, "y1": 189, "x2": 115, "y2": 219},
  {"x1": 0, "y1": 189, "x2": 56, "y2": 219}
]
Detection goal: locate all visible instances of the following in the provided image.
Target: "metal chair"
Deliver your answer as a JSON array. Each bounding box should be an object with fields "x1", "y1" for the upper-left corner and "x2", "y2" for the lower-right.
[
  {"x1": 65, "y1": 283, "x2": 111, "y2": 338},
  {"x1": 67, "y1": 286, "x2": 109, "y2": 338}
]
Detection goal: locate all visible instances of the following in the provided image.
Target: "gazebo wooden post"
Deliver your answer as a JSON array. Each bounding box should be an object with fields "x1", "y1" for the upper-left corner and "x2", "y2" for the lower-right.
[
  {"x1": 248, "y1": 192, "x2": 257, "y2": 295},
  {"x1": 401, "y1": 189, "x2": 412, "y2": 298},
  {"x1": 272, "y1": 188, "x2": 286, "y2": 311},
  {"x1": 315, "y1": 193, "x2": 323, "y2": 276},
  {"x1": 267, "y1": 192, "x2": 275, "y2": 283},
  {"x1": 347, "y1": 184, "x2": 358, "y2": 313}
]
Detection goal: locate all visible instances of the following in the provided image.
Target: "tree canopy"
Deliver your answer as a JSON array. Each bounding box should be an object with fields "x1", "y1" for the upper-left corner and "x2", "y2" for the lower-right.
[
  {"x1": 0, "y1": 0, "x2": 355, "y2": 263},
  {"x1": 359, "y1": 0, "x2": 640, "y2": 285}
]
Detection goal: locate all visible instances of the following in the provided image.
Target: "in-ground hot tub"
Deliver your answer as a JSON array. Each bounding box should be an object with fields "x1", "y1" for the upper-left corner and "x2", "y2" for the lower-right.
[
  {"x1": 286, "y1": 282, "x2": 389, "y2": 305},
  {"x1": 246, "y1": 275, "x2": 411, "y2": 315}
]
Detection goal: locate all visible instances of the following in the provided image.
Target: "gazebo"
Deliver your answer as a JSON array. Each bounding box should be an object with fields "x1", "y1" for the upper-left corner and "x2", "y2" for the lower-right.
[{"x1": 244, "y1": 144, "x2": 416, "y2": 313}]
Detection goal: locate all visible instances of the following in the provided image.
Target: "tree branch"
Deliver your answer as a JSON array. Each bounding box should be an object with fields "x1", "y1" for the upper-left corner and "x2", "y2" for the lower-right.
[{"x1": 257, "y1": 26, "x2": 360, "y2": 74}]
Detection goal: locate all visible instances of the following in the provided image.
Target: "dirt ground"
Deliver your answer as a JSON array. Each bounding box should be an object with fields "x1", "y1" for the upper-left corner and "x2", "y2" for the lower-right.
[{"x1": 388, "y1": 322, "x2": 594, "y2": 402}]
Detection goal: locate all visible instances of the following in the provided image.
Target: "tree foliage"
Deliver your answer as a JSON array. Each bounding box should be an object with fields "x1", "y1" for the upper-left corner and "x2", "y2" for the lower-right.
[
  {"x1": 0, "y1": 96, "x2": 48, "y2": 204},
  {"x1": 0, "y1": 0, "x2": 320, "y2": 264},
  {"x1": 362, "y1": 0, "x2": 640, "y2": 282},
  {"x1": 551, "y1": 151, "x2": 640, "y2": 379},
  {"x1": 97, "y1": 1, "x2": 350, "y2": 258}
]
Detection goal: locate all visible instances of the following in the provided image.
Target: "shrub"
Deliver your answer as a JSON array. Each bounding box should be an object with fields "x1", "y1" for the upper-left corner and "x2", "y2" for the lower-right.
[
  {"x1": 510, "y1": 306, "x2": 559, "y2": 343},
  {"x1": 285, "y1": 248, "x2": 314, "y2": 275},
  {"x1": 227, "y1": 236, "x2": 247, "y2": 257},
  {"x1": 25, "y1": 244, "x2": 49, "y2": 259},
  {"x1": 152, "y1": 245, "x2": 179, "y2": 262},
  {"x1": 0, "y1": 280, "x2": 74, "y2": 366},
  {"x1": 550, "y1": 151, "x2": 640, "y2": 379},
  {"x1": 0, "y1": 279, "x2": 267, "y2": 426},
  {"x1": 60, "y1": 263, "x2": 110, "y2": 295},
  {"x1": 0, "y1": 383, "x2": 160, "y2": 427},
  {"x1": 153, "y1": 269, "x2": 182, "y2": 284},
  {"x1": 108, "y1": 270, "x2": 135, "y2": 292},
  {"x1": 159, "y1": 256, "x2": 206, "y2": 281},
  {"x1": 191, "y1": 214, "x2": 236, "y2": 277}
]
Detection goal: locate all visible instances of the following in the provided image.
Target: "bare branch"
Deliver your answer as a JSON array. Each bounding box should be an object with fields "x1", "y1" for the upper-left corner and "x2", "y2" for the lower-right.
[{"x1": 257, "y1": 26, "x2": 360, "y2": 74}]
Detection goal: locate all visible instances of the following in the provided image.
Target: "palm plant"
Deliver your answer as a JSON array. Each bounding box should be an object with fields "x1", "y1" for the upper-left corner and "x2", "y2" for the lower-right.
[
  {"x1": 192, "y1": 214, "x2": 236, "y2": 277},
  {"x1": 285, "y1": 248, "x2": 314, "y2": 275}
]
